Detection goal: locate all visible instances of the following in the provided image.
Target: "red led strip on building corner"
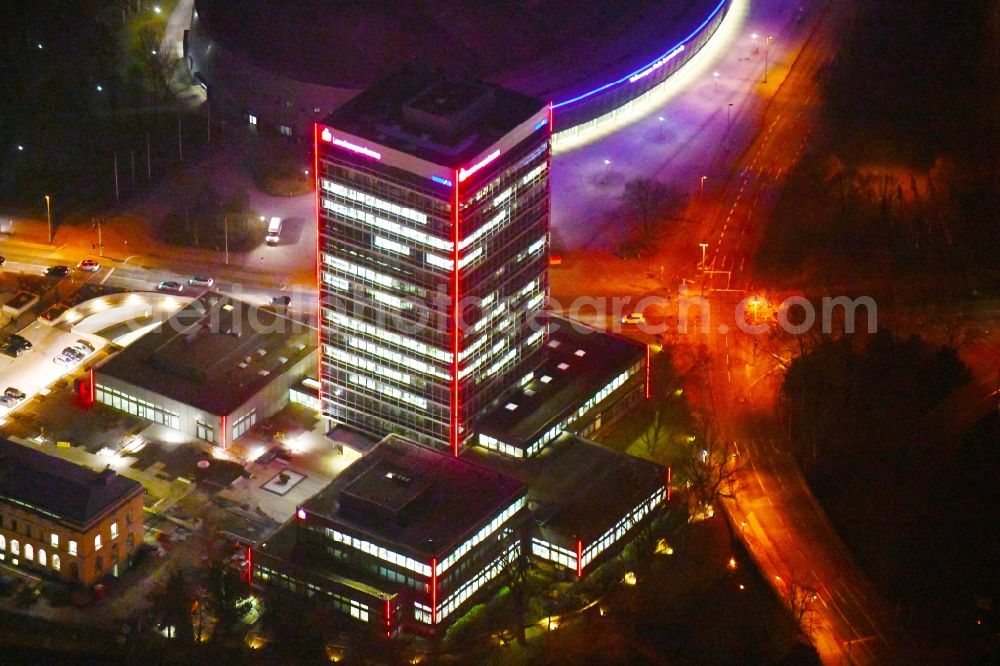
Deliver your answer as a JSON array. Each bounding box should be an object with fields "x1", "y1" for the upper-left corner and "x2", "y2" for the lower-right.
[
  {"x1": 314, "y1": 123, "x2": 323, "y2": 401},
  {"x1": 431, "y1": 557, "x2": 438, "y2": 625},
  {"x1": 451, "y1": 170, "x2": 461, "y2": 457}
]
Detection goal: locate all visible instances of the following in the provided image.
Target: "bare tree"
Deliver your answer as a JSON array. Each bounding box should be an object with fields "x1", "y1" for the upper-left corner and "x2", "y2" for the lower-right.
[
  {"x1": 615, "y1": 177, "x2": 686, "y2": 257},
  {"x1": 786, "y1": 578, "x2": 819, "y2": 638},
  {"x1": 683, "y1": 413, "x2": 744, "y2": 511},
  {"x1": 136, "y1": 26, "x2": 182, "y2": 103}
]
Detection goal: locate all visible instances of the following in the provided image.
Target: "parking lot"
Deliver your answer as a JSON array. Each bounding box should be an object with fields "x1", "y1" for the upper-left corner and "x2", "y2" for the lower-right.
[{"x1": 0, "y1": 322, "x2": 105, "y2": 423}]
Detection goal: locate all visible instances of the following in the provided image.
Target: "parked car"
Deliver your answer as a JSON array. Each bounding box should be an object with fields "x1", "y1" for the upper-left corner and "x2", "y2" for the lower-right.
[
  {"x1": 1, "y1": 344, "x2": 25, "y2": 358},
  {"x1": 157, "y1": 280, "x2": 184, "y2": 294},
  {"x1": 3, "y1": 334, "x2": 32, "y2": 352},
  {"x1": 3, "y1": 387, "x2": 26, "y2": 402},
  {"x1": 265, "y1": 216, "x2": 282, "y2": 245},
  {"x1": 621, "y1": 312, "x2": 646, "y2": 325},
  {"x1": 54, "y1": 354, "x2": 77, "y2": 367},
  {"x1": 46, "y1": 265, "x2": 70, "y2": 278},
  {"x1": 62, "y1": 346, "x2": 85, "y2": 361},
  {"x1": 77, "y1": 259, "x2": 100, "y2": 272},
  {"x1": 72, "y1": 339, "x2": 96, "y2": 354},
  {"x1": 188, "y1": 276, "x2": 214, "y2": 288},
  {"x1": 0, "y1": 395, "x2": 17, "y2": 409},
  {"x1": 271, "y1": 295, "x2": 292, "y2": 306}
]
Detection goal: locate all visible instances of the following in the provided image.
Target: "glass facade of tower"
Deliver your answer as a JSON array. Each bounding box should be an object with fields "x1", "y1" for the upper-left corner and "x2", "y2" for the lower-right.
[{"x1": 316, "y1": 99, "x2": 550, "y2": 452}]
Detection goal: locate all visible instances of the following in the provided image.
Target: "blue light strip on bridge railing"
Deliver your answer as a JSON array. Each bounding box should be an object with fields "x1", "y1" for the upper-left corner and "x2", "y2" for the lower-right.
[{"x1": 552, "y1": 0, "x2": 728, "y2": 109}]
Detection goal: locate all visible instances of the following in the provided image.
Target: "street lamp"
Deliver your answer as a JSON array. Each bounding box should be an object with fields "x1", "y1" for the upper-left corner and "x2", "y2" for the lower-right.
[
  {"x1": 764, "y1": 36, "x2": 773, "y2": 83},
  {"x1": 698, "y1": 242, "x2": 708, "y2": 270},
  {"x1": 700, "y1": 175, "x2": 707, "y2": 194},
  {"x1": 713, "y1": 71, "x2": 720, "y2": 92},
  {"x1": 44, "y1": 195, "x2": 52, "y2": 244}
]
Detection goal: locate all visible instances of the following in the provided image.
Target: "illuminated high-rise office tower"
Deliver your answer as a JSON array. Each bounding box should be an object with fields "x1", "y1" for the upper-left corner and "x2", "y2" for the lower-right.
[{"x1": 316, "y1": 67, "x2": 551, "y2": 453}]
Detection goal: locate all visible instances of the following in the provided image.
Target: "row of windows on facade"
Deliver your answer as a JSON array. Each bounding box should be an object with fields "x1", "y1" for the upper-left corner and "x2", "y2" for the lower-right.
[
  {"x1": 2, "y1": 512, "x2": 130, "y2": 554},
  {"x1": 320, "y1": 171, "x2": 547, "y2": 254},
  {"x1": 528, "y1": 488, "x2": 663, "y2": 573},
  {"x1": 258, "y1": 537, "x2": 514, "y2": 630},
  {"x1": 321, "y1": 154, "x2": 545, "y2": 260},
  {"x1": 0, "y1": 532, "x2": 133, "y2": 575},
  {"x1": 416, "y1": 541, "x2": 521, "y2": 625},
  {"x1": 254, "y1": 565, "x2": 371, "y2": 622},
  {"x1": 481, "y1": 361, "x2": 639, "y2": 460},
  {"x1": 319, "y1": 194, "x2": 546, "y2": 274},
  {"x1": 320, "y1": 137, "x2": 547, "y2": 236},
  {"x1": 324, "y1": 164, "x2": 451, "y2": 217},
  {"x1": 0, "y1": 535, "x2": 63, "y2": 571},
  {"x1": 98, "y1": 384, "x2": 257, "y2": 443}
]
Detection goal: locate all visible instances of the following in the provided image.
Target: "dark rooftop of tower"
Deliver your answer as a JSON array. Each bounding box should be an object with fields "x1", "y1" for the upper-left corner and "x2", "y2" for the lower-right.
[{"x1": 323, "y1": 65, "x2": 546, "y2": 168}]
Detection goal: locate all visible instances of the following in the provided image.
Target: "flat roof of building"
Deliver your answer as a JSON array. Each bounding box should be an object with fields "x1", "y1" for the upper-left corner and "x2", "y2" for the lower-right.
[
  {"x1": 478, "y1": 316, "x2": 645, "y2": 449},
  {"x1": 464, "y1": 433, "x2": 664, "y2": 545},
  {"x1": 193, "y1": 0, "x2": 718, "y2": 103},
  {"x1": 303, "y1": 435, "x2": 525, "y2": 561},
  {"x1": 96, "y1": 293, "x2": 315, "y2": 416},
  {"x1": 0, "y1": 439, "x2": 143, "y2": 529},
  {"x1": 323, "y1": 66, "x2": 545, "y2": 168}
]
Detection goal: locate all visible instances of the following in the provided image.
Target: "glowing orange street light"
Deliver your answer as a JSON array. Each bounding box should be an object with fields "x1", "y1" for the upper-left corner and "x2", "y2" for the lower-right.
[
  {"x1": 764, "y1": 36, "x2": 774, "y2": 83},
  {"x1": 44, "y1": 195, "x2": 52, "y2": 244}
]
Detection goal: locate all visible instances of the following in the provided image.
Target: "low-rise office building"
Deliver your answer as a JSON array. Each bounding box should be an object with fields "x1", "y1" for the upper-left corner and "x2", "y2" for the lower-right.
[
  {"x1": 476, "y1": 316, "x2": 647, "y2": 458},
  {"x1": 465, "y1": 433, "x2": 666, "y2": 577},
  {"x1": 92, "y1": 293, "x2": 316, "y2": 448},
  {"x1": 253, "y1": 434, "x2": 527, "y2": 635},
  {"x1": 0, "y1": 439, "x2": 145, "y2": 586}
]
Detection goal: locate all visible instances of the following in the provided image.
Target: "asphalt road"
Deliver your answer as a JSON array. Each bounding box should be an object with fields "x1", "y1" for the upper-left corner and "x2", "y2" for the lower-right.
[
  {"x1": 692, "y1": 2, "x2": 910, "y2": 663},
  {"x1": 0, "y1": 245, "x2": 315, "y2": 319}
]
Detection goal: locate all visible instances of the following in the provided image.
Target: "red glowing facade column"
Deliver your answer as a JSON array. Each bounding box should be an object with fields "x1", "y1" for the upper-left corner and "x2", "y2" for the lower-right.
[
  {"x1": 384, "y1": 598, "x2": 392, "y2": 637},
  {"x1": 450, "y1": 170, "x2": 462, "y2": 457},
  {"x1": 314, "y1": 123, "x2": 323, "y2": 402},
  {"x1": 576, "y1": 539, "x2": 583, "y2": 577},
  {"x1": 666, "y1": 466, "x2": 672, "y2": 502},
  {"x1": 431, "y1": 557, "x2": 438, "y2": 625},
  {"x1": 246, "y1": 546, "x2": 252, "y2": 585}
]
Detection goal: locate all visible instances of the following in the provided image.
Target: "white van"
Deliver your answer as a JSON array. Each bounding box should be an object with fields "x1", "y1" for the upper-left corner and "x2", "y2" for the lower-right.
[{"x1": 265, "y1": 217, "x2": 282, "y2": 245}]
